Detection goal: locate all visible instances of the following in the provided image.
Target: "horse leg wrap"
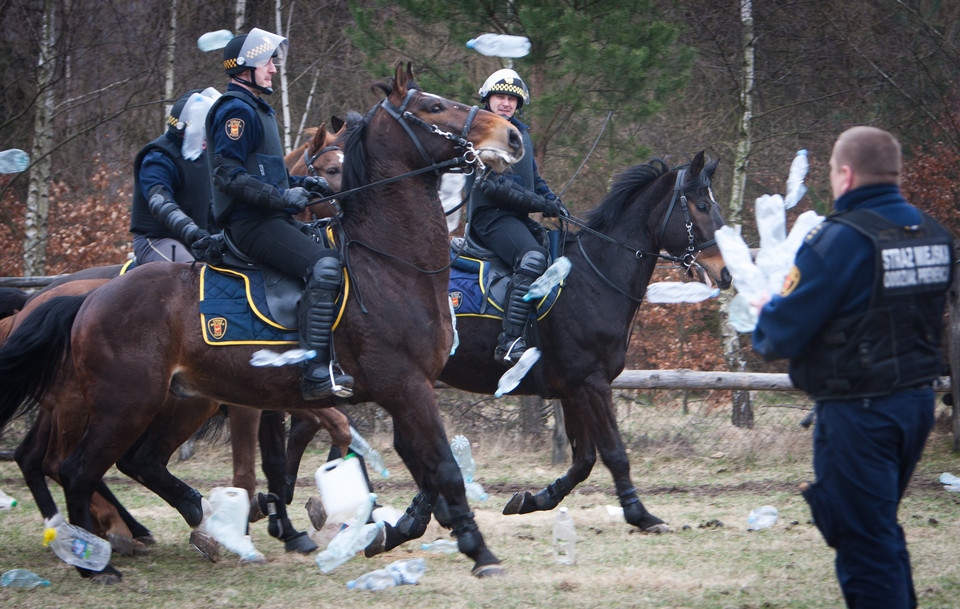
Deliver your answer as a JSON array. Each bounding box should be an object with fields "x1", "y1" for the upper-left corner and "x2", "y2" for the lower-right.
[
  {"x1": 433, "y1": 494, "x2": 453, "y2": 528},
  {"x1": 619, "y1": 487, "x2": 668, "y2": 532},
  {"x1": 282, "y1": 473, "x2": 298, "y2": 505},
  {"x1": 366, "y1": 491, "x2": 433, "y2": 557},
  {"x1": 504, "y1": 476, "x2": 572, "y2": 515},
  {"x1": 450, "y1": 511, "x2": 480, "y2": 556},
  {"x1": 176, "y1": 488, "x2": 204, "y2": 528}
]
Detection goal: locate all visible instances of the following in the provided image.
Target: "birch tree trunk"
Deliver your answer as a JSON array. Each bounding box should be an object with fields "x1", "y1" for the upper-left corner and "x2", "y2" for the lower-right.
[
  {"x1": 163, "y1": 0, "x2": 179, "y2": 119},
  {"x1": 276, "y1": 0, "x2": 292, "y2": 151},
  {"x1": 234, "y1": 0, "x2": 246, "y2": 32},
  {"x1": 725, "y1": 0, "x2": 755, "y2": 428},
  {"x1": 23, "y1": 0, "x2": 57, "y2": 277}
]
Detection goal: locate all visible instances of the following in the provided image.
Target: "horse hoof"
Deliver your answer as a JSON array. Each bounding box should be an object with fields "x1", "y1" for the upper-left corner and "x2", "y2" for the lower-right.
[
  {"x1": 363, "y1": 526, "x2": 387, "y2": 558},
  {"x1": 107, "y1": 533, "x2": 135, "y2": 556},
  {"x1": 283, "y1": 531, "x2": 318, "y2": 554},
  {"x1": 81, "y1": 564, "x2": 123, "y2": 585},
  {"x1": 502, "y1": 493, "x2": 524, "y2": 515},
  {"x1": 249, "y1": 495, "x2": 266, "y2": 523},
  {"x1": 471, "y1": 563, "x2": 506, "y2": 578},
  {"x1": 135, "y1": 535, "x2": 156, "y2": 548},
  {"x1": 239, "y1": 553, "x2": 268, "y2": 566},
  {"x1": 305, "y1": 496, "x2": 327, "y2": 530},
  {"x1": 642, "y1": 523, "x2": 673, "y2": 534},
  {"x1": 190, "y1": 530, "x2": 220, "y2": 563},
  {"x1": 132, "y1": 539, "x2": 153, "y2": 556}
]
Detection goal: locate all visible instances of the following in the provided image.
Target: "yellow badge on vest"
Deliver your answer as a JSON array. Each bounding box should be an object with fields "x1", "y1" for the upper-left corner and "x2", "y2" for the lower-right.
[
  {"x1": 781, "y1": 265, "x2": 801, "y2": 296},
  {"x1": 226, "y1": 118, "x2": 244, "y2": 140}
]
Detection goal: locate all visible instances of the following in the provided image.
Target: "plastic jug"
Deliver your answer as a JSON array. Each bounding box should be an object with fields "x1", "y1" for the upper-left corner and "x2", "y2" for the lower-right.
[{"x1": 315, "y1": 454, "x2": 370, "y2": 524}]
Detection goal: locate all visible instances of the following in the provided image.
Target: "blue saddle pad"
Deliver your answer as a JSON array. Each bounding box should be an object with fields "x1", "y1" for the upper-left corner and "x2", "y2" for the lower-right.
[
  {"x1": 199, "y1": 266, "x2": 299, "y2": 346},
  {"x1": 448, "y1": 253, "x2": 562, "y2": 319}
]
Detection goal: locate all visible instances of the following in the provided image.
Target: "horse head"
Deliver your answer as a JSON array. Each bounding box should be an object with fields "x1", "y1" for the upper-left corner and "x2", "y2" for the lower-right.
[
  {"x1": 657, "y1": 151, "x2": 732, "y2": 289},
  {"x1": 374, "y1": 62, "x2": 523, "y2": 174},
  {"x1": 285, "y1": 120, "x2": 346, "y2": 191}
]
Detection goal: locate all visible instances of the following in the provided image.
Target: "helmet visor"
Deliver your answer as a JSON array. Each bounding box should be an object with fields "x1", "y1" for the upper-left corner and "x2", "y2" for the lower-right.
[{"x1": 237, "y1": 28, "x2": 288, "y2": 69}]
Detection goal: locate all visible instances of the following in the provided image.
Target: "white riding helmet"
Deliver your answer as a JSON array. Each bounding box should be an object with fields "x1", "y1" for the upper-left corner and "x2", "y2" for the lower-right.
[{"x1": 478, "y1": 69, "x2": 531, "y2": 108}]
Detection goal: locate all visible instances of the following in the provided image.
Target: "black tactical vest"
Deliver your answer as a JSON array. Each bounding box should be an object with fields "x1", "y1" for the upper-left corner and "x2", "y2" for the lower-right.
[
  {"x1": 790, "y1": 209, "x2": 953, "y2": 399},
  {"x1": 206, "y1": 90, "x2": 289, "y2": 224},
  {"x1": 130, "y1": 134, "x2": 213, "y2": 236}
]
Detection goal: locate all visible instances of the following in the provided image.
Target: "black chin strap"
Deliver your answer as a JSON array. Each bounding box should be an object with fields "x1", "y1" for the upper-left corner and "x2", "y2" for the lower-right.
[{"x1": 233, "y1": 73, "x2": 274, "y2": 96}]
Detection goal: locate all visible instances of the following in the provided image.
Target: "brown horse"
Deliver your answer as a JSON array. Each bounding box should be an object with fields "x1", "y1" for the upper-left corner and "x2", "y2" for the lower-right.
[
  {"x1": 0, "y1": 63, "x2": 522, "y2": 582},
  {"x1": 284, "y1": 153, "x2": 731, "y2": 554}
]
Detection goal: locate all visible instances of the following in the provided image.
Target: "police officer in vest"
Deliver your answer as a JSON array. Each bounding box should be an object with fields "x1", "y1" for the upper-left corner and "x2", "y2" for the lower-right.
[
  {"x1": 752, "y1": 126, "x2": 953, "y2": 609},
  {"x1": 467, "y1": 69, "x2": 567, "y2": 366},
  {"x1": 205, "y1": 28, "x2": 352, "y2": 400},
  {"x1": 130, "y1": 89, "x2": 214, "y2": 263}
]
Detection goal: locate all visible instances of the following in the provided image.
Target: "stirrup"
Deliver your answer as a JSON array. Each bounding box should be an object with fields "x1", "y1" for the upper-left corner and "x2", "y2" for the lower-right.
[
  {"x1": 302, "y1": 361, "x2": 354, "y2": 400},
  {"x1": 494, "y1": 335, "x2": 526, "y2": 366}
]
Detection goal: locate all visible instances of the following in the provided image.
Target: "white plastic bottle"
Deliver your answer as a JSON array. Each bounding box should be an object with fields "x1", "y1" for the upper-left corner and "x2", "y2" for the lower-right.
[
  {"x1": 644, "y1": 281, "x2": 720, "y2": 304},
  {"x1": 43, "y1": 522, "x2": 112, "y2": 570},
  {"x1": 494, "y1": 347, "x2": 541, "y2": 397},
  {"x1": 349, "y1": 426, "x2": 390, "y2": 478},
  {"x1": 315, "y1": 493, "x2": 382, "y2": 573},
  {"x1": 420, "y1": 538, "x2": 459, "y2": 554},
  {"x1": 466, "y1": 33, "x2": 531, "y2": 58},
  {"x1": 0, "y1": 489, "x2": 17, "y2": 510},
  {"x1": 552, "y1": 507, "x2": 576, "y2": 565},
  {"x1": 524, "y1": 257, "x2": 571, "y2": 301},
  {"x1": 450, "y1": 436, "x2": 488, "y2": 501},
  {"x1": 783, "y1": 149, "x2": 808, "y2": 209},
  {"x1": 204, "y1": 487, "x2": 264, "y2": 563},
  {"x1": 249, "y1": 348, "x2": 316, "y2": 367},
  {"x1": 197, "y1": 29, "x2": 234, "y2": 52},
  {"x1": 346, "y1": 558, "x2": 427, "y2": 591},
  {"x1": 1, "y1": 569, "x2": 50, "y2": 588},
  {"x1": 0, "y1": 149, "x2": 29, "y2": 174},
  {"x1": 747, "y1": 505, "x2": 779, "y2": 530}
]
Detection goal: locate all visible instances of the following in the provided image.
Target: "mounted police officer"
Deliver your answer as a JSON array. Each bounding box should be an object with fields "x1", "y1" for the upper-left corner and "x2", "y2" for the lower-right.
[
  {"x1": 204, "y1": 28, "x2": 352, "y2": 400},
  {"x1": 467, "y1": 68, "x2": 567, "y2": 366},
  {"x1": 752, "y1": 126, "x2": 953, "y2": 609},
  {"x1": 130, "y1": 89, "x2": 214, "y2": 263}
]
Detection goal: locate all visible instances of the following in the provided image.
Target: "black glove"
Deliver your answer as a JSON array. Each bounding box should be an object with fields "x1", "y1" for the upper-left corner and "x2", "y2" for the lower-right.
[
  {"x1": 541, "y1": 198, "x2": 564, "y2": 218},
  {"x1": 190, "y1": 234, "x2": 223, "y2": 264},
  {"x1": 184, "y1": 226, "x2": 211, "y2": 246},
  {"x1": 302, "y1": 176, "x2": 334, "y2": 197},
  {"x1": 281, "y1": 187, "x2": 311, "y2": 213}
]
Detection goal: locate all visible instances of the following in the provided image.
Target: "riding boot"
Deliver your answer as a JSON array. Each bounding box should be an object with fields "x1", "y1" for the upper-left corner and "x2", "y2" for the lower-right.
[
  {"x1": 299, "y1": 256, "x2": 354, "y2": 400},
  {"x1": 495, "y1": 249, "x2": 547, "y2": 366}
]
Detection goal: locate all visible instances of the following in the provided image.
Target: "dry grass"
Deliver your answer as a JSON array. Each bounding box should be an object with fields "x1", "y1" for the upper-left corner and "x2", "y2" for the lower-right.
[{"x1": 1, "y1": 416, "x2": 959, "y2": 609}]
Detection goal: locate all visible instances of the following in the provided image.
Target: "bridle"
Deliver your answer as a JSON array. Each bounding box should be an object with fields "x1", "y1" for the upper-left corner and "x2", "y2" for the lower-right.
[
  {"x1": 657, "y1": 167, "x2": 718, "y2": 268},
  {"x1": 301, "y1": 144, "x2": 341, "y2": 177}
]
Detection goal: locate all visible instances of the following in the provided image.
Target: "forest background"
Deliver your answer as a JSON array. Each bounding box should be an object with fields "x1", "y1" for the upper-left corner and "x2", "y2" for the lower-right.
[{"x1": 2, "y1": 0, "x2": 960, "y2": 381}]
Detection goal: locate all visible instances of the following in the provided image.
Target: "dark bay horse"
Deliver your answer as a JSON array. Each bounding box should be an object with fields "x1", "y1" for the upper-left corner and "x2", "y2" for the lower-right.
[
  {"x1": 289, "y1": 153, "x2": 731, "y2": 556},
  {"x1": 0, "y1": 62, "x2": 522, "y2": 583}
]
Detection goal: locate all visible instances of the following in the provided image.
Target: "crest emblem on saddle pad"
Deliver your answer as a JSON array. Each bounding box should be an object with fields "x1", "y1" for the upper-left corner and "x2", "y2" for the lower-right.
[
  {"x1": 450, "y1": 291, "x2": 463, "y2": 310},
  {"x1": 225, "y1": 118, "x2": 244, "y2": 140},
  {"x1": 207, "y1": 316, "x2": 228, "y2": 340}
]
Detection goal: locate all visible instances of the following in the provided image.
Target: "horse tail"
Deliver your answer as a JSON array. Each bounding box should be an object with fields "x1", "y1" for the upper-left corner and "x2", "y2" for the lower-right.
[{"x1": 0, "y1": 294, "x2": 85, "y2": 429}]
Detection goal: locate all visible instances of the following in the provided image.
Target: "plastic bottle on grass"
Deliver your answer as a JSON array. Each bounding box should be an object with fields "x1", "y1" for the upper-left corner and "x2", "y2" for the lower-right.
[
  {"x1": 0, "y1": 488, "x2": 17, "y2": 510},
  {"x1": 466, "y1": 34, "x2": 531, "y2": 58},
  {"x1": 450, "y1": 435, "x2": 488, "y2": 501},
  {"x1": 1, "y1": 569, "x2": 50, "y2": 588},
  {"x1": 350, "y1": 426, "x2": 390, "y2": 478},
  {"x1": 43, "y1": 522, "x2": 111, "y2": 570},
  {"x1": 421, "y1": 538, "x2": 459, "y2": 554},
  {"x1": 747, "y1": 505, "x2": 778, "y2": 530},
  {"x1": 553, "y1": 507, "x2": 576, "y2": 565},
  {"x1": 347, "y1": 557, "x2": 427, "y2": 590},
  {"x1": 315, "y1": 493, "x2": 382, "y2": 573}
]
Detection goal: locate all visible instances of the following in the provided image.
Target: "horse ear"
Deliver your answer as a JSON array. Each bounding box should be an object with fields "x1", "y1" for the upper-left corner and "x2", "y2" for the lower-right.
[
  {"x1": 405, "y1": 62, "x2": 415, "y2": 83},
  {"x1": 390, "y1": 61, "x2": 408, "y2": 104},
  {"x1": 310, "y1": 123, "x2": 327, "y2": 151},
  {"x1": 690, "y1": 150, "x2": 705, "y2": 178},
  {"x1": 330, "y1": 115, "x2": 345, "y2": 133}
]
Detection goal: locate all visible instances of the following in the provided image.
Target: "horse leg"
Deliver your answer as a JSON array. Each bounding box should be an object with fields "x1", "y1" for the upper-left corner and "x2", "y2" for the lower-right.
[
  {"x1": 364, "y1": 386, "x2": 502, "y2": 578},
  {"x1": 502, "y1": 394, "x2": 596, "y2": 515},
  {"x1": 283, "y1": 415, "x2": 323, "y2": 502},
  {"x1": 254, "y1": 409, "x2": 317, "y2": 554},
  {"x1": 14, "y1": 411, "x2": 62, "y2": 523}
]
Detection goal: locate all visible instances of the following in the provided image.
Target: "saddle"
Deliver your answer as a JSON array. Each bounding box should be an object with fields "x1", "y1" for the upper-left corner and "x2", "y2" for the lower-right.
[
  {"x1": 448, "y1": 230, "x2": 562, "y2": 318},
  {"x1": 194, "y1": 225, "x2": 344, "y2": 345}
]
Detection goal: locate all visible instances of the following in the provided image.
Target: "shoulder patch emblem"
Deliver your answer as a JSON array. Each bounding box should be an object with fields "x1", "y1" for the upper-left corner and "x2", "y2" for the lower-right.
[
  {"x1": 225, "y1": 118, "x2": 244, "y2": 141},
  {"x1": 207, "y1": 316, "x2": 228, "y2": 340},
  {"x1": 780, "y1": 266, "x2": 801, "y2": 296}
]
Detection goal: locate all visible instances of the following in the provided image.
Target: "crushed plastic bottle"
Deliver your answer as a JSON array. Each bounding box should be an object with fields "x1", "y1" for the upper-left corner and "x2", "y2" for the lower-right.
[
  {"x1": 346, "y1": 557, "x2": 427, "y2": 591},
  {"x1": 783, "y1": 149, "x2": 808, "y2": 209},
  {"x1": 180, "y1": 87, "x2": 220, "y2": 161},
  {"x1": 197, "y1": 29, "x2": 234, "y2": 52},
  {"x1": 315, "y1": 493, "x2": 383, "y2": 573},
  {"x1": 524, "y1": 257, "x2": 571, "y2": 301},
  {"x1": 0, "y1": 149, "x2": 30, "y2": 174},
  {"x1": 43, "y1": 522, "x2": 112, "y2": 570},
  {"x1": 494, "y1": 347, "x2": 541, "y2": 397},
  {"x1": 448, "y1": 292, "x2": 459, "y2": 355},
  {"x1": 644, "y1": 281, "x2": 720, "y2": 304},
  {"x1": 747, "y1": 505, "x2": 779, "y2": 530},
  {"x1": 249, "y1": 348, "x2": 317, "y2": 367},
  {"x1": 939, "y1": 472, "x2": 960, "y2": 492},
  {"x1": 1, "y1": 569, "x2": 50, "y2": 588},
  {"x1": 466, "y1": 33, "x2": 531, "y2": 58},
  {"x1": 420, "y1": 538, "x2": 459, "y2": 554},
  {"x1": 0, "y1": 488, "x2": 17, "y2": 510},
  {"x1": 553, "y1": 507, "x2": 576, "y2": 565},
  {"x1": 349, "y1": 427, "x2": 390, "y2": 478}
]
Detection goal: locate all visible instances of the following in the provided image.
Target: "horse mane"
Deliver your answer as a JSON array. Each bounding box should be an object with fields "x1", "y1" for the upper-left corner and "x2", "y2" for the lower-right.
[
  {"x1": 340, "y1": 111, "x2": 368, "y2": 197},
  {"x1": 584, "y1": 158, "x2": 671, "y2": 233}
]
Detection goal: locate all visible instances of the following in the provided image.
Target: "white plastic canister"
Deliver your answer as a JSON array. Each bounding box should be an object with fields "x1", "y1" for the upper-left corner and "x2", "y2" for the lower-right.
[{"x1": 314, "y1": 454, "x2": 369, "y2": 524}]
